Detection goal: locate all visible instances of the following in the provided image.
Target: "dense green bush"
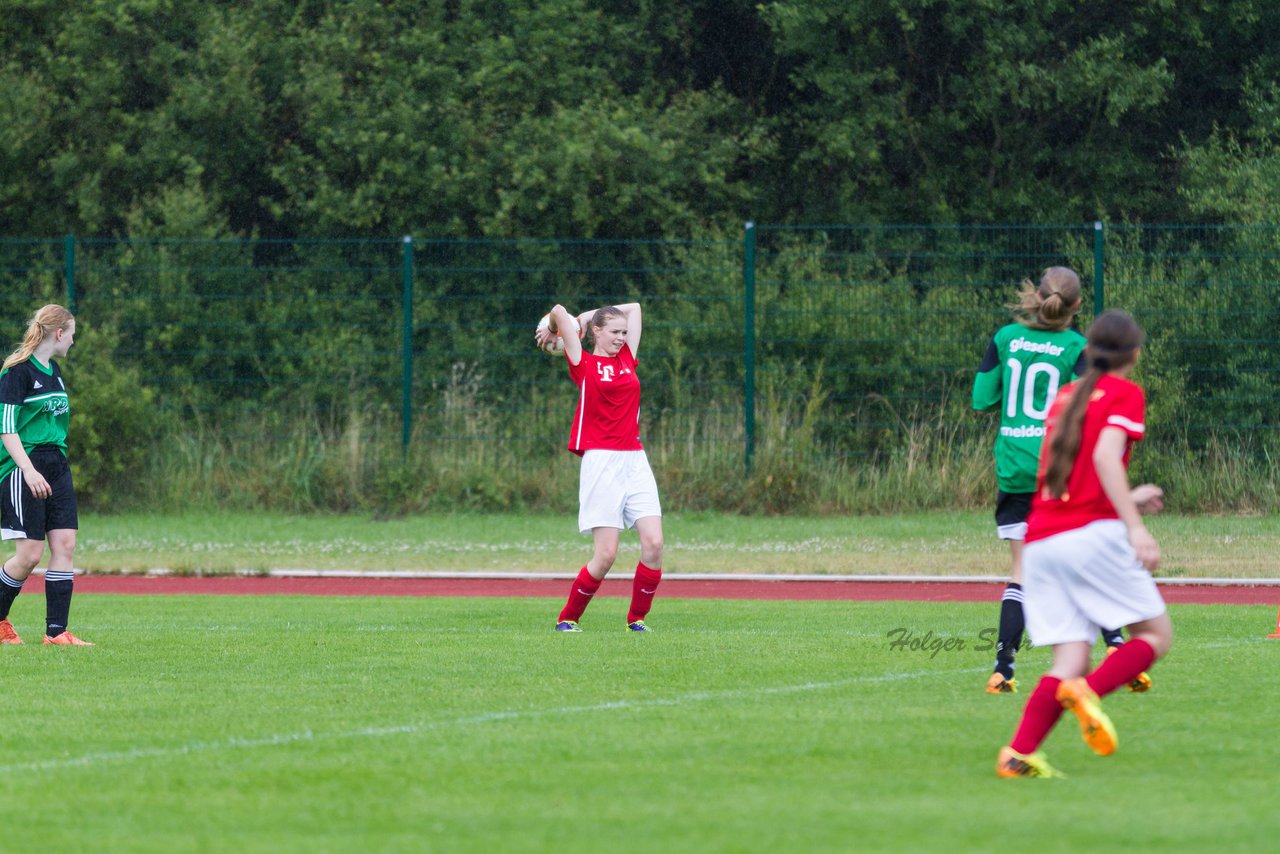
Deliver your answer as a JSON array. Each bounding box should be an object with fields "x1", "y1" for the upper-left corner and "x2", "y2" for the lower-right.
[{"x1": 3, "y1": 223, "x2": 1276, "y2": 515}]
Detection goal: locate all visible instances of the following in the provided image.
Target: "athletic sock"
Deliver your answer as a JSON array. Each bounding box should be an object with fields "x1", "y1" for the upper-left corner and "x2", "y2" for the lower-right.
[
  {"x1": 626, "y1": 562, "x2": 662, "y2": 624},
  {"x1": 0, "y1": 563, "x2": 23, "y2": 621},
  {"x1": 44, "y1": 570, "x2": 75, "y2": 637},
  {"x1": 1100, "y1": 627, "x2": 1125, "y2": 648},
  {"x1": 993, "y1": 583, "x2": 1024, "y2": 679},
  {"x1": 1086, "y1": 638, "x2": 1156, "y2": 697},
  {"x1": 558, "y1": 567, "x2": 602, "y2": 623},
  {"x1": 1009, "y1": 676, "x2": 1065, "y2": 755}
]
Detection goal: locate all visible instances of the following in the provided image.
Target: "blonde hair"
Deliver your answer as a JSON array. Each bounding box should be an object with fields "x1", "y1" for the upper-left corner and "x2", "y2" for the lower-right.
[
  {"x1": 1010, "y1": 266, "x2": 1082, "y2": 331},
  {"x1": 3, "y1": 304, "x2": 75, "y2": 371}
]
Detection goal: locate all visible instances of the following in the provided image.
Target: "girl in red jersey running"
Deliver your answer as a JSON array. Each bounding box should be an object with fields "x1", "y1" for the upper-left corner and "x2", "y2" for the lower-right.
[
  {"x1": 536, "y1": 302, "x2": 663, "y2": 633},
  {"x1": 995, "y1": 310, "x2": 1172, "y2": 779}
]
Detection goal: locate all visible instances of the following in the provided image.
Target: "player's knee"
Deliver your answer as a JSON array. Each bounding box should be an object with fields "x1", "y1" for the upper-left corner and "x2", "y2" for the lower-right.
[
  {"x1": 1148, "y1": 628, "x2": 1173, "y2": 659},
  {"x1": 7, "y1": 551, "x2": 42, "y2": 575},
  {"x1": 641, "y1": 535, "x2": 664, "y2": 564},
  {"x1": 1134, "y1": 626, "x2": 1172, "y2": 659},
  {"x1": 47, "y1": 541, "x2": 76, "y2": 563}
]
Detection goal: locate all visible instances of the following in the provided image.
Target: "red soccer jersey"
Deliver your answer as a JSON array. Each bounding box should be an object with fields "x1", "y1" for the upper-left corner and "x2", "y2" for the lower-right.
[
  {"x1": 566, "y1": 343, "x2": 643, "y2": 456},
  {"x1": 1025, "y1": 374, "x2": 1147, "y2": 543}
]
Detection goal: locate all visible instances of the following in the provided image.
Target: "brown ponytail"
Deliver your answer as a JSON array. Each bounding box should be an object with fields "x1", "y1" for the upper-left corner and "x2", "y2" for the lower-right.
[
  {"x1": 3, "y1": 304, "x2": 74, "y2": 372},
  {"x1": 1011, "y1": 266, "x2": 1082, "y2": 332},
  {"x1": 1043, "y1": 310, "x2": 1145, "y2": 498}
]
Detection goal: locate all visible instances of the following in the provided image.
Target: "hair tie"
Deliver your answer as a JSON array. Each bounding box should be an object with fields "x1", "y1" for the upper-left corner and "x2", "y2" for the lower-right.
[{"x1": 1092, "y1": 356, "x2": 1112, "y2": 371}]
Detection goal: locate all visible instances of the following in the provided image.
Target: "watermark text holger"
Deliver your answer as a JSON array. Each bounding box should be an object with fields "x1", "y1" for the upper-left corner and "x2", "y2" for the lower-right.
[{"x1": 886, "y1": 627, "x2": 996, "y2": 659}]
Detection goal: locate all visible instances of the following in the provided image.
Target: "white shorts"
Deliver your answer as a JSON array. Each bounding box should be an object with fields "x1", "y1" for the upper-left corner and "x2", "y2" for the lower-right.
[
  {"x1": 578, "y1": 449, "x2": 662, "y2": 534},
  {"x1": 1022, "y1": 519, "x2": 1167, "y2": 646}
]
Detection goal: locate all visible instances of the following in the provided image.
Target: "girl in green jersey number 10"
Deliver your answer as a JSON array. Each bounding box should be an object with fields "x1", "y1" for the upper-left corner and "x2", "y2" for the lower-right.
[{"x1": 972, "y1": 268, "x2": 1090, "y2": 693}]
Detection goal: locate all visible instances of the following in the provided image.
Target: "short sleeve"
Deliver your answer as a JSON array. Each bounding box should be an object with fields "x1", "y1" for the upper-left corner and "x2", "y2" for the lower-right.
[
  {"x1": 1104, "y1": 382, "x2": 1146, "y2": 441},
  {"x1": 972, "y1": 339, "x2": 1002, "y2": 412},
  {"x1": 0, "y1": 367, "x2": 27, "y2": 407},
  {"x1": 0, "y1": 367, "x2": 26, "y2": 434},
  {"x1": 568, "y1": 351, "x2": 586, "y2": 384}
]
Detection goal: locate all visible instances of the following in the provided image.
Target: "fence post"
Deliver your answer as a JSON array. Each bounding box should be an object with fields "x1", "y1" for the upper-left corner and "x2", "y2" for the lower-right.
[
  {"x1": 64, "y1": 234, "x2": 76, "y2": 313},
  {"x1": 743, "y1": 221, "x2": 756, "y2": 474},
  {"x1": 1092, "y1": 221, "x2": 1104, "y2": 315},
  {"x1": 401, "y1": 235, "x2": 414, "y2": 457}
]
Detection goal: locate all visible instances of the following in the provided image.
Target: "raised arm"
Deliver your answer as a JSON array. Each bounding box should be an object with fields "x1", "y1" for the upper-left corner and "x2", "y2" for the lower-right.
[
  {"x1": 612, "y1": 303, "x2": 642, "y2": 357},
  {"x1": 548, "y1": 304, "x2": 584, "y2": 366}
]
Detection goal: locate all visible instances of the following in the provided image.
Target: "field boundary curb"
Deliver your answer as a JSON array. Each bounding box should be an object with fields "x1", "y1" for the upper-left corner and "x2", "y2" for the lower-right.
[{"x1": 49, "y1": 568, "x2": 1280, "y2": 587}]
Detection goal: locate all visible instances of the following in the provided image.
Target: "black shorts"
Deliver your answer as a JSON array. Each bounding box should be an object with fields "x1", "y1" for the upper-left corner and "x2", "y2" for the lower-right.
[
  {"x1": 1, "y1": 448, "x2": 78, "y2": 542},
  {"x1": 994, "y1": 491, "x2": 1032, "y2": 541}
]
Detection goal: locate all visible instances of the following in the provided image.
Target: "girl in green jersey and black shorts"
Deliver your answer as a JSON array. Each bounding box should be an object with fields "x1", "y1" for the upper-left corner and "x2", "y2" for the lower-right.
[
  {"x1": 972, "y1": 268, "x2": 1090, "y2": 692},
  {"x1": 0, "y1": 304, "x2": 92, "y2": 646}
]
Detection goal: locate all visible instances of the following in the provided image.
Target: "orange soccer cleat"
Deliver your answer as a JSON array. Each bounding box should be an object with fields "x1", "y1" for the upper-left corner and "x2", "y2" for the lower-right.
[
  {"x1": 1056, "y1": 677, "x2": 1117, "y2": 756},
  {"x1": 43, "y1": 631, "x2": 95, "y2": 646},
  {"x1": 0, "y1": 618, "x2": 22, "y2": 645},
  {"x1": 995, "y1": 746, "x2": 1062, "y2": 779},
  {"x1": 985, "y1": 672, "x2": 1017, "y2": 694}
]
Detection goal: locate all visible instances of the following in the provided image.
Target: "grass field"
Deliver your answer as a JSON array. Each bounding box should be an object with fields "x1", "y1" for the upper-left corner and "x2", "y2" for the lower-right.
[
  {"x1": 1, "y1": 594, "x2": 1274, "y2": 852},
  {"x1": 75, "y1": 510, "x2": 1280, "y2": 577}
]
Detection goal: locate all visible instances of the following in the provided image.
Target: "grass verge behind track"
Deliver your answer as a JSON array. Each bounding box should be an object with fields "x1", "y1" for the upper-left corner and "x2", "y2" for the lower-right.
[{"x1": 75, "y1": 510, "x2": 1280, "y2": 579}]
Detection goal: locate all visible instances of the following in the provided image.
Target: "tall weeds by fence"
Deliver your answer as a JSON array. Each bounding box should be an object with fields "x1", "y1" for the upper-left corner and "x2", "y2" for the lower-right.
[{"x1": 2, "y1": 225, "x2": 1278, "y2": 514}]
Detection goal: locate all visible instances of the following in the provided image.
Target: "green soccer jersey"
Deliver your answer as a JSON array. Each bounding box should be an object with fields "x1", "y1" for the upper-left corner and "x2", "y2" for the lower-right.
[
  {"x1": 972, "y1": 323, "x2": 1087, "y2": 493},
  {"x1": 0, "y1": 357, "x2": 70, "y2": 481}
]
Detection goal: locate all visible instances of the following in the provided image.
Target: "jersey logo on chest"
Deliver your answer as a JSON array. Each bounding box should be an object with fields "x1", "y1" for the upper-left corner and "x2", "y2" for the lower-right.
[{"x1": 595, "y1": 364, "x2": 633, "y2": 382}]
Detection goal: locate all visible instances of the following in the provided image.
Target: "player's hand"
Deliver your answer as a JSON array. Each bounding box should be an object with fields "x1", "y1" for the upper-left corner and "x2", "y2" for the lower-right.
[
  {"x1": 1131, "y1": 484, "x2": 1164, "y2": 515},
  {"x1": 536, "y1": 305, "x2": 567, "y2": 347},
  {"x1": 24, "y1": 468, "x2": 51, "y2": 499},
  {"x1": 1129, "y1": 524, "x2": 1160, "y2": 572}
]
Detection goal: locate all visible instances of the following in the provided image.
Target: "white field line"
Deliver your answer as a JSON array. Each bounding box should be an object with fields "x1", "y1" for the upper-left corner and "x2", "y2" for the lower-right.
[{"x1": 0, "y1": 666, "x2": 981, "y2": 774}]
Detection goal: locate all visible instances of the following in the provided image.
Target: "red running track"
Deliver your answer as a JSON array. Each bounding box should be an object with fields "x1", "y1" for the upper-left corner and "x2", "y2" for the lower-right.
[{"x1": 15, "y1": 574, "x2": 1280, "y2": 605}]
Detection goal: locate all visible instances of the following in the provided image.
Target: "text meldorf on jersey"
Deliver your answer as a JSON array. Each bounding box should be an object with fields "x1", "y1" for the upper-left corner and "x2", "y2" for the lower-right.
[{"x1": 1000, "y1": 425, "x2": 1047, "y2": 438}]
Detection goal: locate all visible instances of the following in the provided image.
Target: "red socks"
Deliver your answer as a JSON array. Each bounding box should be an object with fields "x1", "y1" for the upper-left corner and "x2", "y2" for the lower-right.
[
  {"x1": 627, "y1": 562, "x2": 662, "y2": 624},
  {"x1": 1087, "y1": 638, "x2": 1156, "y2": 697},
  {"x1": 1009, "y1": 676, "x2": 1064, "y2": 755},
  {"x1": 1006, "y1": 640, "x2": 1158, "y2": 755},
  {"x1": 558, "y1": 562, "x2": 663, "y2": 625},
  {"x1": 558, "y1": 567, "x2": 602, "y2": 623}
]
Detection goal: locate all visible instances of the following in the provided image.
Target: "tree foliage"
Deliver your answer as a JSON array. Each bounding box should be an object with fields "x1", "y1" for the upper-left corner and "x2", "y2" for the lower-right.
[{"x1": 5, "y1": 0, "x2": 1280, "y2": 239}]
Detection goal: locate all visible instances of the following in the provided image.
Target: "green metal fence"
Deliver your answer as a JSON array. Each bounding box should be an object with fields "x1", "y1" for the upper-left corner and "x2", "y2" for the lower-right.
[
  {"x1": 750, "y1": 223, "x2": 1100, "y2": 469},
  {"x1": 2, "y1": 225, "x2": 1278, "y2": 487}
]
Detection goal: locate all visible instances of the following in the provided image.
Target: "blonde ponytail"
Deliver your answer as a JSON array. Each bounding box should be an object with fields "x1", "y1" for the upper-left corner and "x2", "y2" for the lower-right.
[{"x1": 3, "y1": 304, "x2": 75, "y2": 371}]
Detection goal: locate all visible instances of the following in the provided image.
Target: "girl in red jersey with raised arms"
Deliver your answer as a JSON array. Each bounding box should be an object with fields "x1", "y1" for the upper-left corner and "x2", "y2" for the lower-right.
[
  {"x1": 996, "y1": 310, "x2": 1172, "y2": 779},
  {"x1": 536, "y1": 302, "x2": 664, "y2": 633}
]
